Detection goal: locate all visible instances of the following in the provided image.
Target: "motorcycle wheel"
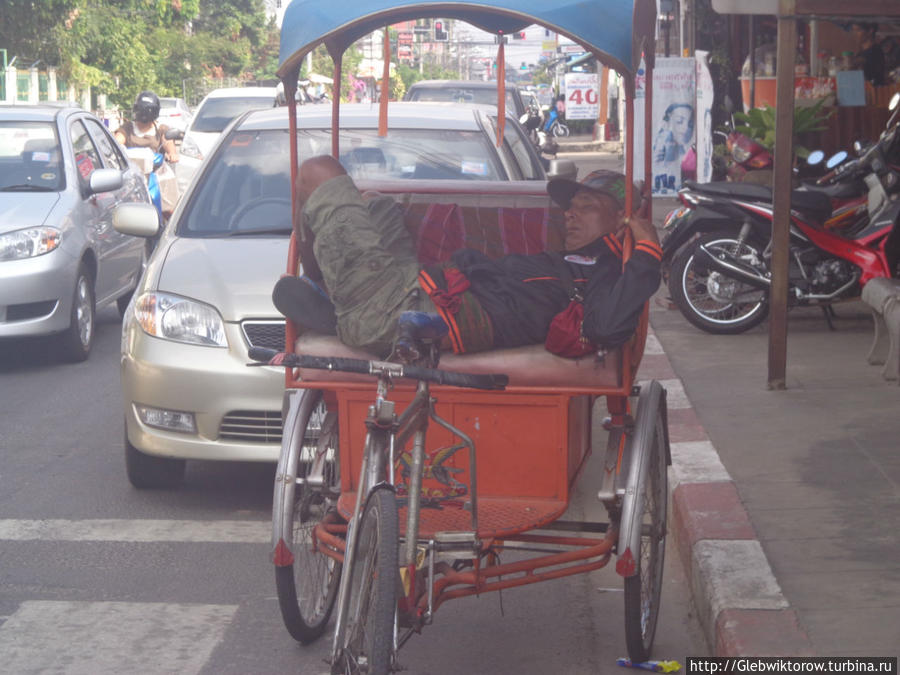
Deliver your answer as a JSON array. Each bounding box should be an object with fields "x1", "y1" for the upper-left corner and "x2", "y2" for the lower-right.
[
  {"x1": 551, "y1": 122, "x2": 570, "y2": 138},
  {"x1": 669, "y1": 231, "x2": 769, "y2": 334}
]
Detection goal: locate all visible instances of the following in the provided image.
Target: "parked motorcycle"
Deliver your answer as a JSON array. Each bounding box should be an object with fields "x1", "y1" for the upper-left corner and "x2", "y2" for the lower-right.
[{"x1": 660, "y1": 94, "x2": 900, "y2": 335}]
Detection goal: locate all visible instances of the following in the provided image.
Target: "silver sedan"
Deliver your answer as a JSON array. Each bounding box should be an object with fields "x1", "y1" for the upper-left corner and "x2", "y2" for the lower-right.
[{"x1": 0, "y1": 104, "x2": 151, "y2": 361}]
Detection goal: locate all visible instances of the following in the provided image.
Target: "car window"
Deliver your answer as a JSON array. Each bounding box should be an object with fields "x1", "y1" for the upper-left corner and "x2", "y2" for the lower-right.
[
  {"x1": 177, "y1": 125, "x2": 508, "y2": 236},
  {"x1": 191, "y1": 96, "x2": 276, "y2": 133},
  {"x1": 84, "y1": 118, "x2": 125, "y2": 170},
  {"x1": 302, "y1": 128, "x2": 505, "y2": 181},
  {"x1": 0, "y1": 121, "x2": 63, "y2": 191},
  {"x1": 499, "y1": 121, "x2": 542, "y2": 180},
  {"x1": 178, "y1": 129, "x2": 292, "y2": 236},
  {"x1": 70, "y1": 120, "x2": 102, "y2": 183},
  {"x1": 408, "y1": 86, "x2": 517, "y2": 113}
]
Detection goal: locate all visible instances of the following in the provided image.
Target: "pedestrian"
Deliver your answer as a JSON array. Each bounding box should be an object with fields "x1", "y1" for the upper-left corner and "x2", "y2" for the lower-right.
[
  {"x1": 850, "y1": 21, "x2": 886, "y2": 86},
  {"x1": 273, "y1": 155, "x2": 661, "y2": 359}
]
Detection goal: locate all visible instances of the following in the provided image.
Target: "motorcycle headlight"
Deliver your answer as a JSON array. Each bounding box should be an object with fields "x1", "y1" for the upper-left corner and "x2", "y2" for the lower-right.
[
  {"x1": 134, "y1": 292, "x2": 227, "y2": 347},
  {"x1": 731, "y1": 144, "x2": 752, "y2": 163},
  {"x1": 180, "y1": 135, "x2": 203, "y2": 161},
  {"x1": 0, "y1": 226, "x2": 61, "y2": 262}
]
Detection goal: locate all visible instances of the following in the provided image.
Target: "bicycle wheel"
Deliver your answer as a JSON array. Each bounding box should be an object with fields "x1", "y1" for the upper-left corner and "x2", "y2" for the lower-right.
[
  {"x1": 622, "y1": 381, "x2": 668, "y2": 663},
  {"x1": 338, "y1": 487, "x2": 399, "y2": 675},
  {"x1": 275, "y1": 390, "x2": 343, "y2": 644}
]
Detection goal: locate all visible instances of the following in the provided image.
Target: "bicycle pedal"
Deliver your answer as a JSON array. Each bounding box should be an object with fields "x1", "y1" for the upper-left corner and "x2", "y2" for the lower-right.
[{"x1": 433, "y1": 531, "x2": 479, "y2": 553}]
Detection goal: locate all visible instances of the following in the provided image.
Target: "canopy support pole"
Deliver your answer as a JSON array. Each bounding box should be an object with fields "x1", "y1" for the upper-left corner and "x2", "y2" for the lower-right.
[
  {"x1": 331, "y1": 53, "x2": 342, "y2": 158},
  {"x1": 768, "y1": 0, "x2": 797, "y2": 390}
]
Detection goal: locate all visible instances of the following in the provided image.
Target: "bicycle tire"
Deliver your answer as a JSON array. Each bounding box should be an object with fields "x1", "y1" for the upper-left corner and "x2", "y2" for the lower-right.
[
  {"x1": 623, "y1": 382, "x2": 668, "y2": 662},
  {"x1": 339, "y1": 487, "x2": 399, "y2": 675},
  {"x1": 275, "y1": 390, "x2": 343, "y2": 643}
]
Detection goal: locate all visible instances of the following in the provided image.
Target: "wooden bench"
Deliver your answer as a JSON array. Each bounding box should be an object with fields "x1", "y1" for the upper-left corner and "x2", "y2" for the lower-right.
[{"x1": 861, "y1": 277, "x2": 900, "y2": 383}]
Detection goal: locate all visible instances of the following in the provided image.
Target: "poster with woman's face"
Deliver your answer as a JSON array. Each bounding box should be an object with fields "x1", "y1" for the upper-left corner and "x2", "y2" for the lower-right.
[{"x1": 650, "y1": 57, "x2": 696, "y2": 195}]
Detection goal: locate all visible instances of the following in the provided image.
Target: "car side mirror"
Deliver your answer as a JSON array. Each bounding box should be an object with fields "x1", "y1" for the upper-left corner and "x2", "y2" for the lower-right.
[
  {"x1": 88, "y1": 168, "x2": 124, "y2": 195},
  {"x1": 113, "y1": 202, "x2": 161, "y2": 238},
  {"x1": 165, "y1": 128, "x2": 184, "y2": 141},
  {"x1": 546, "y1": 158, "x2": 577, "y2": 180}
]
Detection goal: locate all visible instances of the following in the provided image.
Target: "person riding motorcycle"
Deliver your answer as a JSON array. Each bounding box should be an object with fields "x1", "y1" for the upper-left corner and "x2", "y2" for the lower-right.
[{"x1": 114, "y1": 91, "x2": 179, "y2": 163}]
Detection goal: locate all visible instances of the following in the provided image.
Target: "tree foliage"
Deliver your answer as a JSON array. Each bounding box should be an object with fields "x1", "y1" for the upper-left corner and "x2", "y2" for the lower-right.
[{"x1": 2, "y1": 0, "x2": 278, "y2": 108}]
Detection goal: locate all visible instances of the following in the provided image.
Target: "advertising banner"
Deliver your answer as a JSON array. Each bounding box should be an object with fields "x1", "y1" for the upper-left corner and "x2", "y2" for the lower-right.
[
  {"x1": 564, "y1": 72, "x2": 600, "y2": 121},
  {"x1": 650, "y1": 57, "x2": 696, "y2": 195},
  {"x1": 695, "y1": 50, "x2": 715, "y2": 184}
]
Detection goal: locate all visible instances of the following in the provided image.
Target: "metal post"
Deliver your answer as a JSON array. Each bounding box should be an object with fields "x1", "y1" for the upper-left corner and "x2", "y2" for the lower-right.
[{"x1": 768, "y1": 0, "x2": 797, "y2": 389}]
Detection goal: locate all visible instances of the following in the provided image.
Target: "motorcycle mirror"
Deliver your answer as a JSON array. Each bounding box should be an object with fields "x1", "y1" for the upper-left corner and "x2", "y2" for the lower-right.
[
  {"x1": 889, "y1": 93, "x2": 900, "y2": 112},
  {"x1": 806, "y1": 150, "x2": 825, "y2": 166},
  {"x1": 519, "y1": 113, "x2": 529, "y2": 124},
  {"x1": 825, "y1": 151, "x2": 848, "y2": 169}
]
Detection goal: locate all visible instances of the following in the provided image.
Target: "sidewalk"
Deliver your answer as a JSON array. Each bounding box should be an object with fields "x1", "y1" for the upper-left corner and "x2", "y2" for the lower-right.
[
  {"x1": 554, "y1": 132, "x2": 623, "y2": 155},
  {"x1": 641, "y1": 199, "x2": 900, "y2": 656}
]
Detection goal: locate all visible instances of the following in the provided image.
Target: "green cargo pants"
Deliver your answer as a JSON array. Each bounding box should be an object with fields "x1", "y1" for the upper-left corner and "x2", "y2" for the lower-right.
[{"x1": 303, "y1": 175, "x2": 433, "y2": 357}]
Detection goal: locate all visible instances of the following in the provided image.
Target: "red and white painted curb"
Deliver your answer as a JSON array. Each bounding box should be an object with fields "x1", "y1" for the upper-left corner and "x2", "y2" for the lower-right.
[{"x1": 639, "y1": 329, "x2": 813, "y2": 656}]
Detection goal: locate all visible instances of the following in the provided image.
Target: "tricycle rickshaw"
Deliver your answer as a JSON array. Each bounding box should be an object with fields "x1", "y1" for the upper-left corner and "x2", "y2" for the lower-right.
[{"x1": 253, "y1": 2, "x2": 669, "y2": 672}]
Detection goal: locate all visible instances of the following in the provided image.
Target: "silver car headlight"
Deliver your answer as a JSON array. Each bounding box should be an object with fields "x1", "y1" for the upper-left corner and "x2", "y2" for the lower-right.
[
  {"x1": 134, "y1": 292, "x2": 227, "y2": 347},
  {"x1": 0, "y1": 226, "x2": 61, "y2": 261},
  {"x1": 180, "y1": 135, "x2": 203, "y2": 160}
]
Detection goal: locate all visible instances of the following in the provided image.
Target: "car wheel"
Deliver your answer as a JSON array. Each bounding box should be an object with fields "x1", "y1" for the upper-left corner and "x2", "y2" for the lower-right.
[
  {"x1": 125, "y1": 430, "x2": 186, "y2": 489},
  {"x1": 59, "y1": 264, "x2": 95, "y2": 362}
]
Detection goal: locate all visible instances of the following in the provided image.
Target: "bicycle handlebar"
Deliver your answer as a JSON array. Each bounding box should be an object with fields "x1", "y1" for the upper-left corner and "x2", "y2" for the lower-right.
[{"x1": 248, "y1": 346, "x2": 508, "y2": 391}]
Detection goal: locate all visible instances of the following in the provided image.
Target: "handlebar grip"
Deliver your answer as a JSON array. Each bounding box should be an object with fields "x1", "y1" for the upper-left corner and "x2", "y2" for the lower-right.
[
  {"x1": 403, "y1": 364, "x2": 508, "y2": 391},
  {"x1": 248, "y1": 346, "x2": 507, "y2": 390}
]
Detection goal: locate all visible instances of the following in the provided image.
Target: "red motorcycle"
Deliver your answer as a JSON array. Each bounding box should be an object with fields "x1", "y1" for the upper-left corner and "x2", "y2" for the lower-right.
[{"x1": 660, "y1": 97, "x2": 900, "y2": 334}]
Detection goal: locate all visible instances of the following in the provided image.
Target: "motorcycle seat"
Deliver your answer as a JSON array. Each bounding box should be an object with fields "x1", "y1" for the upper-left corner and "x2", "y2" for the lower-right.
[
  {"x1": 682, "y1": 180, "x2": 833, "y2": 224},
  {"x1": 806, "y1": 178, "x2": 866, "y2": 201}
]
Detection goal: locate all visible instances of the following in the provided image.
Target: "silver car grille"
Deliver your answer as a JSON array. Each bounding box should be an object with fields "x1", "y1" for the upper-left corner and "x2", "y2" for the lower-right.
[
  {"x1": 241, "y1": 320, "x2": 286, "y2": 351},
  {"x1": 219, "y1": 410, "x2": 282, "y2": 443}
]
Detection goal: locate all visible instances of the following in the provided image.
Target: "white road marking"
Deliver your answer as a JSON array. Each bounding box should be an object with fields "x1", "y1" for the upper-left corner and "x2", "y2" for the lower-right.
[
  {"x1": 0, "y1": 519, "x2": 269, "y2": 543},
  {"x1": 0, "y1": 600, "x2": 237, "y2": 675}
]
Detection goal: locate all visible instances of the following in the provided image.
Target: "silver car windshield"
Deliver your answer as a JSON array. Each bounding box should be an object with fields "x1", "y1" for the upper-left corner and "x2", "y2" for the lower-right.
[
  {"x1": 178, "y1": 127, "x2": 505, "y2": 236},
  {"x1": 0, "y1": 122, "x2": 63, "y2": 191}
]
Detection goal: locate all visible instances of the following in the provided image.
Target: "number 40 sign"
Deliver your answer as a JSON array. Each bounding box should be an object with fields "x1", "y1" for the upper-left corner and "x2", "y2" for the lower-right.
[{"x1": 564, "y1": 72, "x2": 600, "y2": 121}]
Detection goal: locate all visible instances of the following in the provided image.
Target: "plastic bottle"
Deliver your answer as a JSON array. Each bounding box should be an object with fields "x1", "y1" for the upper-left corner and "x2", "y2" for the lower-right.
[{"x1": 841, "y1": 50, "x2": 854, "y2": 71}]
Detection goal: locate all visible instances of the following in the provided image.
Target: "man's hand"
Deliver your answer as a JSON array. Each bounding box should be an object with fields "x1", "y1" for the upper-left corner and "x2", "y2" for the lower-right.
[{"x1": 624, "y1": 214, "x2": 659, "y2": 245}]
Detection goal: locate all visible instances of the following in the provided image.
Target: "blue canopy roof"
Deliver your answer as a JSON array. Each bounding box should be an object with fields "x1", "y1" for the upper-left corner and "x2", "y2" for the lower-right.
[{"x1": 278, "y1": 0, "x2": 656, "y2": 82}]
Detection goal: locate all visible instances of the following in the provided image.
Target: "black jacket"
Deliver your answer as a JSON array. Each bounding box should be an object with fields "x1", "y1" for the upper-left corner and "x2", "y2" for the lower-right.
[{"x1": 441, "y1": 233, "x2": 662, "y2": 349}]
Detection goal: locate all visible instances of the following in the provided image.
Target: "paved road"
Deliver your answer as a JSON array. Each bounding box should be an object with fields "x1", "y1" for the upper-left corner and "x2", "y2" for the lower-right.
[{"x1": 0, "y1": 170, "x2": 708, "y2": 673}]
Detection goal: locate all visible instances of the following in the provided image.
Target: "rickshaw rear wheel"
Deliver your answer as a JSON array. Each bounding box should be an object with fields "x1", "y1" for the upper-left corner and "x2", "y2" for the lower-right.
[
  {"x1": 275, "y1": 390, "x2": 343, "y2": 643},
  {"x1": 338, "y1": 486, "x2": 399, "y2": 675},
  {"x1": 623, "y1": 382, "x2": 668, "y2": 662}
]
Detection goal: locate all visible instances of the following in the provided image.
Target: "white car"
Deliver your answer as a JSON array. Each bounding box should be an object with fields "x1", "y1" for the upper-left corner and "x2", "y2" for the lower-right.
[
  {"x1": 111, "y1": 102, "x2": 567, "y2": 488},
  {"x1": 175, "y1": 86, "x2": 278, "y2": 192},
  {"x1": 157, "y1": 97, "x2": 193, "y2": 133}
]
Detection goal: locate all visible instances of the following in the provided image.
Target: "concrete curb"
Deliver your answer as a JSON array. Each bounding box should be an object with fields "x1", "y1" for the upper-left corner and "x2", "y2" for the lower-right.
[{"x1": 640, "y1": 330, "x2": 814, "y2": 656}]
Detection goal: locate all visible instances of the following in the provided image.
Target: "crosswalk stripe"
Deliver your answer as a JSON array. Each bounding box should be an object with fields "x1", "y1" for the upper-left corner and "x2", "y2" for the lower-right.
[
  {"x1": 0, "y1": 519, "x2": 269, "y2": 543},
  {"x1": 0, "y1": 601, "x2": 238, "y2": 675}
]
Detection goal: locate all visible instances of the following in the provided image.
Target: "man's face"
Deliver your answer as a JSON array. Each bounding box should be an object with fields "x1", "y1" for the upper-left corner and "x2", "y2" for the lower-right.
[{"x1": 564, "y1": 189, "x2": 623, "y2": 250}]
